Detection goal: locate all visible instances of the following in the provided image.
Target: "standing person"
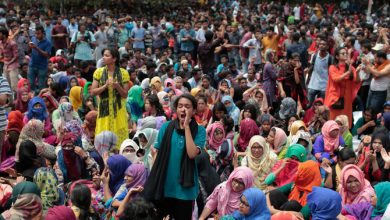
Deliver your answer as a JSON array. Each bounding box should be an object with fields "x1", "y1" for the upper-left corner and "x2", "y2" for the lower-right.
[
  {"x1": 90, "y1": 48, "x2": 130, "y2": 150},
  {"x1": 143, "y1": 94, "x2": 206, "y2": 220},
  {"x1": 70, "y1": 23, "x2": 96, "y2": 67},
  {"x1": 0, "y1": 28, "x2": 19, "y2": 93},
  {"x1": 94, "y1": 22, "x2": 108, "y2": 62},
  {"x1": 51, "y1": 16, "x2": 69, "y2": 51},
  {"x1": 28, "y1": 25, "x2": 52, "y2": 94},
  {"x1": 0, "y1": 76, "x2": 11, "y2": 161},
  {"x1": 325, "y1": 47, "x2": 361, "y2": 128},
  {"x1": 130, "y1": 21, "x2": 145, "y2": 52},
  {"x1": 179, "y1": 21, "x2": 196, "y2": 57}
]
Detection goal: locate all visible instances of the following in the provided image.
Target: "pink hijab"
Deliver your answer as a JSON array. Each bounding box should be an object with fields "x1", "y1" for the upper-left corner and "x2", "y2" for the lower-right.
[
  {"x1": 321, "y1": 120, "x2": 340, "y2": 152},
  {"x1": 339, "y1": 164, "x2": 375, "y2": 205},
  {"x1": 237, "y1": 119, "x2": 260, "y2": 152},
  {"x1": 272, "y1": 127, "x2": 287, "y2": 153},
  {"x1": 206, "y1": 122, "x2": 226, "y2": 151},
  {"x1": 205, "y1": 166, "x2": 254, "y2": 216}
]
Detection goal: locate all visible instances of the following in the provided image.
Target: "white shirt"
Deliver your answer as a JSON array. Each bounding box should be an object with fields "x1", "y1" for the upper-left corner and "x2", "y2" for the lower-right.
[{"x1": 293, "y1": 6, "x2": 300, "y2": 20}]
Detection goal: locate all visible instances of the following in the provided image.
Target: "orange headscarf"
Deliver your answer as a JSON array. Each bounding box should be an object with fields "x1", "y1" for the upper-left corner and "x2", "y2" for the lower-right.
[{"x1": 288, "y1": 160, "x2": 321, "y2": 206}]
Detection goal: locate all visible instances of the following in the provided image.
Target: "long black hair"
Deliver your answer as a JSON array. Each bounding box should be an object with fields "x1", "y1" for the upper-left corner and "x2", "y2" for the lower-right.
[
  {"x1": 243, "y1": 104, "x2": 258, "y2": 122},
  {"x1": 333, "y1": 46, "x2": 349, "y2": 71},
  {"x1": 103, "y1": 47, "x2": 120, "y2": 67},
  {"x1": 145, "y1": 94, "x2": 166, "y2": 117},
  {"x1": 71, "y1": 183, "x2": 99, "y2": 220},
  {"x1": 371, "y1": 131, "x2": 390, "y2": 169},
  {"x1": 211, "y1": 102, "x2": 227, "y2": 122}
]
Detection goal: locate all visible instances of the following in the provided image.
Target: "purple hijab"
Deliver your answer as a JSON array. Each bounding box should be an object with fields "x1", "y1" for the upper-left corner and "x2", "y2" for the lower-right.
[
  {"x1": 107, "y1": 155, "x2": 131, "y2": 194},
  {"x1": 125, "y1": 164, "x2": 149, "y2": 198}
]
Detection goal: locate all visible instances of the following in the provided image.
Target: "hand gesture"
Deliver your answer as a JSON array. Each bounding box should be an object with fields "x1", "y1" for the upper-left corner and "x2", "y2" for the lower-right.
[
  {"x1": 130, "y1": 186, "x2": 144, "y2": 193},
  {"x1": 280, "y1": 90, "x2": 286, "y2": 98},
  {"x1": 16, "y1": 176, "x2": 26, "y2": 184},
  {"x1": 380, "y1": 148, "x2": 390, "y2": 164},
  {"x1": 321, "y1": 161, "x2": 332, "y2": 174},
  {"x1": 367, "y1": 120, "x2": 376, "y2": 127},
  {"x1": 74, "y1": 146, "x2": 87, "y2": 158},
  {"x1": 183, "y1": 108, "x2": 191, "y2": 128},
  {"x1": 322, "y1": 158, "x2": 331, "y2": 166},
  {"x1": 295, "y1": 61, "x2": 302, "y2": 69},
  {"x1": 100, "y1": 168, "x2": 110, "y2": 184},
  {"x1": 106, "y1": 77, "x2": 113, "y2": 87},
  {"x1": 280, "y1": 158, "x2": 290, "y2": 169},
  {"x1": 112, "y1": 80, "x2": 121, "y2": 90},
  {"x1": 5, "y1": 168, "x2": 17, "y2": 178}
]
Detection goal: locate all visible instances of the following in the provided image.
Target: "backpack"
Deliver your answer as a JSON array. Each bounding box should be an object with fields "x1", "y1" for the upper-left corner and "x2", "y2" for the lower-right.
[{"x1": 306, "y1": 52, "x2": 333, "y2": 85}]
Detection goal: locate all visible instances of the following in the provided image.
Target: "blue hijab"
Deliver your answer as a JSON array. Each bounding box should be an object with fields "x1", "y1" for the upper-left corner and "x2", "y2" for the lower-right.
[
  {"x1": 232, "y1": 188, "x2": 271, "y2": 220},
  {"x1": 221, "y1": 95, "x2": 238, "y2": 114},
  {"x1": 107, "y1": 155, "x2": 131, "y2": 194},
  {"x1": 27, "y1": 97, "x2": 48, "y2": 121},
  {"x1": 307, "y1": 187, "x2": 342, "y2": 220},
  {"x1": 58, "y1": 76, "x2": 69, "y2": 91}
]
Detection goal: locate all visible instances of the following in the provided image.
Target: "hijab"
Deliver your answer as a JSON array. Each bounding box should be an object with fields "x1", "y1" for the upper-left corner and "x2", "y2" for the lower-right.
[
  {"x1": 340, "y1": 164, "x2": 375, "y2": 205},
  {"x1": 7, "y1": 110, "x2": 24, "y2": 132},
  {"x1": 136, "y1": 128, "x2": 158, "y2": 170},
  {"x1": 17, "y1": 78, "x2": 30, "y2": 91},
  {"x1": 321, "y1": 120, "x2": 340, "y2": 152},
  {"x1": 221, "y1": 95, "x2": 238, "y2": 115},
  {"x1": 127, "y1": 85, "x2": 144, "y2": 122},
  {"x1": 59, "y1": 132, "x2": 85, "y2": 182},
  {"x1": 33, "y1": 167, "x2": 60, "y2": 210},
  {"x1": 289, "y1": 120, "x2": 307, "y2": 137},
  {"x1": 372, "y1": 181, "x2": 390, "y2": 218},
  {"x1": 84, "y1": 110, "x2": 97, "y2": 132},
  {"x1": 57, "y1": 102, "x2": 81, "y2": 124},
  {"x1": 207, "y1": 122, "x2": 226, "y2": 151},
  {"x1": 272, "y1": 144, "x2": 307, "y2": 187},
  {"x1": 46, "y1": 206, "x2": 76, "y2": 220},
  {"x1": 271, "y1": 212, "x2": 300, "y2": 220},
  {"x1": 14, "y1": 88, "x2": 29, "y2": 113},
  {"x1": 124, "y1": 163, "x2": 149, "y2": 190},
  {"x1": 191, "y1": 87, "x2": 201, "y2": 97},
  {"x1": 15, "y1": 140, "x2": 42, "y2": 181},
  {"x1": 27, "y1": 97, "x2": 48, "y2": 121},
  {"x1": 238, "y1": 119, "x2": 260, "y2": 152},
  {"x1": 41, "y1": 93, "x2": 59, "y2": 110},
  {"x1": 271, "y1": 127, "x2": 287, "y2": 154},
  {"x1": 307, "y1": 187, "x2": 342, "y2": 220},
  {"x1": 94, "y1": 131, "x2": 117, "y2": 156},
  {"x1": 8, "y1": 181, "x2": 41, "y2": 205},
  {"x1": 382, "y1": 112, "x2": 390, "y2": 131},
  {"x1": 107, "y1": 155, "x2": 132, "y2": 195},
  {"x1": 150, "y1": 76, "x2": 163, "y2": 92},
  {"x1": 335, "y1": 115, "x2": 349, "y2": 134},
  {"x1": 1, "y1": 193, "x2": 42, "y2": 220},
  {"x1": 288, "y1": 160, "x2": 322, "y2": 206},
  {"x1": 15, "y1": 119, "x2": 54, "y2": 161},
  {"x1": 232, "y1": 188, "x2": 271, "y2": 220},
  {"x1": 246, "y1": 135, "x2": 277, "y2": 190},
  {"x1": 69, "y1": 86, "x2": 83, "y2": 112},
  {"x1": 120, "y1": 139, "x2": 140, "y2": 163},
  {"x1": 138, "y1": 116, "x2": 157, "y2": 130},
  {"x1": 208, "y1": 166, "x2": 254, "y2": 215},
  {"x1": 279, "y1": 97, "x2": 297, "y2": 120}
]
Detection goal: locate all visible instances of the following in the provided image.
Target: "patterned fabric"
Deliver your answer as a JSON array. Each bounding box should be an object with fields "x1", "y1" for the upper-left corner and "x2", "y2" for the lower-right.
[
  {"x1": 1, "y1": 193, "x2": 42, "y2": 220},
  {"x1": 33, "y1": 167, "x2": 60, "y2": 210}
]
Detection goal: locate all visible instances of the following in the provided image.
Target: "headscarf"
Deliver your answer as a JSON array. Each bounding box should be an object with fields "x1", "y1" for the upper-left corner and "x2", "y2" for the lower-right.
[
  {"x1": 33, "y1": 167, "x2": 60, "y2": 210},
  {"x1": 120, "y1": 139, "x2": 140, "y2": 163},
  {"x1": 207, "y1": 122, "x2": 226, "y2": 151},
  {"x1": 246, "y1": 135, "x2": 277, "y2": 189},
  {"x1": 238, "y1": 119, "x2": 260, "y2": 151},
  {"x1": 150, "y1": 76, "x2": 163, "y2": 92},
  {"x1": 9, "y1": 182, "x2": 41, "y2": 205},
  {"x1": 289, "y1": 120, "x2": 307, "y2": 136},
  {"x1": 231, "y1": 188, "x2": 271, "y2": 220},
  {"x1": 335, "y1": 115, "x2": 349, "y2": 134},
  {"x1": 27, "y1": 97, "x2": 48, "y2": 121},
  {"x1": 83, "y1": 82, "x2": 92, "y2": 96},
  {"x1": 207, "y1": 166, "x2": 254, "y2": 215},
  {"x1": 14, "y1": 140, "x2": 40, "y2": 180},
  {"x1": 340, "y1": 164, "x2": 375, "y2": 205},
  {"x1": 94, "y1": 131, "x2": 117, "y2": 156},
  {"x1": 140, "y1": 78, "x2": 150, "y2": 89},
  {"x1": 125, "y1": 163, "x2": 149, "y2": 190},
  {"x1": 307, "y1": 187, "x2": 342, "y2": 220},
  {"x1": 288, "y1": 160, "x2": 321, "y2": 206},
  {"x1": 137, "y1": 116, "x2": 157, "y2": 130},
  {"x1": 14, "y1": 88, "x2": 29, "y2": 113},
  {"x1": 67, "y1": 76, "x2": 79, "y2": 91},
  {"x1": 17, "y1": 78, "x2": 30, "y2": 91},
  {"x1": 0, "y1": 184, "x2": 12, "y2": 208},
  {"x1": 382, "y1": 112, "x2": 390, "y2": 131},
  {"x1": 84, "y1": 110, "x2": 97, "y2": 131},
  {"x1": 216, "y1": 139, "x2": 235, "y2": 162},
  {"x1": 127, "y1": 85, "x2": 144, "y2": 122},
  {"x1": 107, "y1": 155, "x2": 132, "y2": 194},
  {"x1": 271, "y1": 127, "x2": 287, "y2": 154},
  {"x1": 41, "y1": 93, "x2": 59, "y2": 110},
  {"x1": 260, "y1": 113, "x2": 273, "y2": 124},
  {"x1": 7, "y1": 110, "x2": 24, "y2": 132},
  {"x1": 271, "y1": 212, "x2": 300, "y2": 220},
  {"x1": 291, "y1": 130, "x2": 313, "y2": 157},
  {"x1": 57, "y1": 102, "x2": 81, "y2": 124},
  {"x1": 279, "y1": 97, "x2": 297, "y2": 120},
  {"x1": 15, "y1": 119, "x2": 55, "y2": 161},
  {"x1": 58, "y1": 76, "x2": 69, "y2": 91},
  {"x1": 59, "y1": 132, "x2": 84, "y2": 181},
  {"x1": 271, "y1": 144, "x2": 306, "y2": 187},
  {"x1": 46, "y1": 206, "x2": 76, "y2": 220},
  {"x1": 372, "y1": 182, "x2": 390, "y2": 217},
  {"x1": 221, "y1": 95, "x2": 238, "y2": 115},
  {"x1": 69, "y1": 86, "x2": 83, "y2": 112},
  {"x1": 1, "y1": 194, "x2": 42, "y2": 220},
  {"x1": 321, "y1": 120, "x2": 340, "y2": 152},
  {"x1": 136, "y1": 128, "x2": 158, "y2": 170},
  {"x1": 190, "y1": 87, "x2": 201, "y2": 97}
]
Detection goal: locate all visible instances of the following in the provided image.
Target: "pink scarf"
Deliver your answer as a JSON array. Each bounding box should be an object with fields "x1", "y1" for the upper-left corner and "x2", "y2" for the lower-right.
[
  {"x1": 340, "y1": 164, "x2": 375, "y2": 205},
  {"x1": 206, "y1": 122, "x2": 225, "y2": 151},
  {"x1": 206, "y1": 166, "x2": 254, "y2": 216},
  {"x1": 321, "y1": 120, "x2": 340, "y2": 152},
  {"x1": 272, "y1": 127, "x2": 287, "y2": 153}
]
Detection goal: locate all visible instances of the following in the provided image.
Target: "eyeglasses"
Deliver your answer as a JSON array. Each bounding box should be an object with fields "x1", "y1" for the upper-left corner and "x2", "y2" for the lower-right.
[{"x1": 240, "y1": 197, "x2": 250, "y2": 207}]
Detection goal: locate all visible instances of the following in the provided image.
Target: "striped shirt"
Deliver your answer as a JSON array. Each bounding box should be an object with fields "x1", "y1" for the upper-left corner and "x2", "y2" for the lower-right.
[{"x1": 0, "y1": 77, "x2": 12, "y2": 131}]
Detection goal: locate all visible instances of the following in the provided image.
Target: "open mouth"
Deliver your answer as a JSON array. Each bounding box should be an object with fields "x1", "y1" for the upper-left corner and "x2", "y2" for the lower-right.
[{"x1": 179, "y1": 113, "x2": 186, "y2": 119}]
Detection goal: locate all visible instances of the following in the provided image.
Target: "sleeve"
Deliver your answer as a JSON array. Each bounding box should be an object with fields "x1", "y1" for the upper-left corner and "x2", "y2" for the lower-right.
[
  {"x1": 277, "y1": 182, "x2": 293, "y2": 194},
  {"x1": 0, "y1": 78, "x2": 12, "y2": 95},
  {"x1": 264, "y1": 172, "x2": 276, "y2": 185},
  {"x1": 312, "y1": 136, "x2": 325, "y2": 161},
  {"x1": 93, "y1": 68, "x2": 102, "y2": 81},
  {"x1": 120, "y1": 69, "x2": 130, "y2": 83},
  {"x1": 344, "y1": 133, "x2": 353, "y2": 148},
  {"x1": 194, "y1": 126, "x2": 206, "y2": 149},
  {"x1": 300, "y1": 205, "x2": 311, "y2": 220},
  {"x1": 44, "y1": 42, "x2": 52, "y2": 54},
  {"x1": 71, "y1": 32, "x2": 77, "y2": 43},
  {"x1": 352, "y1": 118, "x2": 363, "y2": 136},
  {"x1": 89, "y1": 31, "x2": 96, "y2": 42},
  {"x1": 243, "y1": 39, "x2": 253, "y2": 48},
  {"x1": 204, "y1": 184, "x2": 222, "y2": 213},
  {"x1": 154, "y1": 122, "x2": 168, "y2": 150}
]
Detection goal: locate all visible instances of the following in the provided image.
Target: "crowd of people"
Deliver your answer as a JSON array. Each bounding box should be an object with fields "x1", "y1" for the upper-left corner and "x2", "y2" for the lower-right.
[{"x1": 0, "y1": 0, "x2": 388, "y2": 219}]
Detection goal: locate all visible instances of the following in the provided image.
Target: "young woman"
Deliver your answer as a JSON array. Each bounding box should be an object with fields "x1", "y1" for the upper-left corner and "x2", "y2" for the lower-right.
[
  {"x1": 267, "y1": 127, "x2": 288, "y2": 159},
  {"x1": 221, "y1": 95, "x2": 240, "y2": 126},
  {"x1": 199, "y1": 167, "x2": 254, "y2": 219},
  {"x1": 335, "y1": 115, "x2": 353, "y2": 148},
  {"x1": 135, "y1": 128, "x2": 158, "y2": 171},
  {"x1": 241, "y1": 135, "x2": 277, "y2": 190},
  {"x1": 259, "y1": 114, "x2": 273, "y2": 138},
  {"x1": 339, "y1": 164, "x2": 375, "y2": 205},
  {"x1": 236, "y1": 118, "x2": 260, "y2": 152},
  {"x1": 33, "y1": 167, "x2": 64, "y2": 211},
  {"x1": 69, "y1": 86, "x2": 83, "y2": 112},
  {"x1": 352, "y1": 108, "x2": 378, "y2": 138},
  {"x1": 12, "y1": 87, "x2": 30, "y2": 113},
  {"x1": 313, "y1": 120, "x2": 345, "y2": 164},
  {"x1": 307, "y1": 187, "x2": 342, "y2": 220},
  {"x1": 143, "y1": 94, "x2": 166, "y2": 118},
  {"x1": 127, "y1": 85, "x2": 144, "y2": 126},
  {"x1": 143, "y1": 94, "x2": 206, "y2": 220},
  {"x1": 195, "y1": 95, "x2": 212, "y2": 127},
  {"x1": 24, "y1": 97, "x2": 52, "y2": 135},
  {"x1": 325, "y1": 46, "x2": 362, "y2": 127},
  {"x1": 90, "y1": 48, "x2": 130, "y2": 150},
  {"x1": 70, "y1": 183, "x2": 99, "y2": 220},
  {"x1": 157, "y1": 91, "x2": 172, "y2": 119},
  {"x1": 229, "y1": 188, "x2": 271, "y2": 219},
  {"x1": 209, "y1": 102, "x2": 227, "y2": 126},
  {"x1": 207, "y1": 122, "x2": 226, "y2": 152}
]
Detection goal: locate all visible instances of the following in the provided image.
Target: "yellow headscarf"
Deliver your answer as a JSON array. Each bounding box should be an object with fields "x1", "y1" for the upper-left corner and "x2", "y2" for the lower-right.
[
  {"x1": 335, "y1": 115, "x2": 349, "y2": 134},
  {"x1": 290, "y1": 120, "x2": 308, "y2": 137},
  {"x1": 69, "y1": 86, "x2": 83, "y2": 112},
  {"x1": 150, "y1": 77, "x2": 163, "y2": 92},
  {"x1": 191, "y1": 87, "x2": 201, "y2": 97}
]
